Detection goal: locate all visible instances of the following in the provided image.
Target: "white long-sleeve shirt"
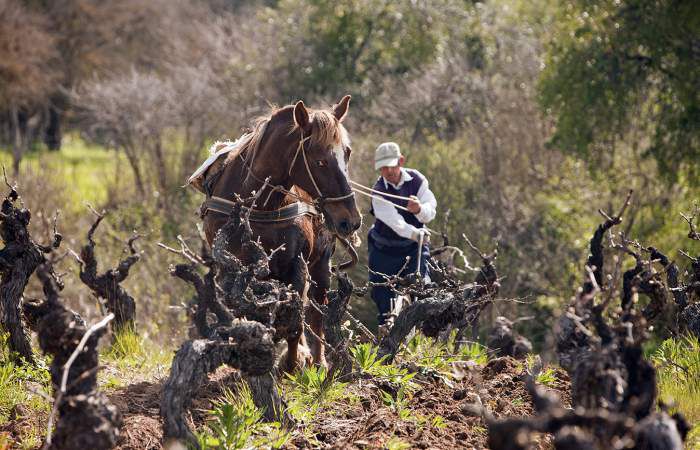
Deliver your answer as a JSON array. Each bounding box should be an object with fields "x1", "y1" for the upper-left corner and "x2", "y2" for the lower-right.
[{"x1": 371, "y1": 168, "x2": 437, "y2": 241}]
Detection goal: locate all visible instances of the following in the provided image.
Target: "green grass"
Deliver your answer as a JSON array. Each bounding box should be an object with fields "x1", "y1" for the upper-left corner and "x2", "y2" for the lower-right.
[
  {"x1": 351, "y1": 342, "x2": 448, "y2": 429},
  {"x1": 0, "y1": 134, "x2": 129, "y2": 213},
  {"x1": 402, "y1": 334, "x2": 454, "y2": 374},
  {"x1": 456, "y1": 341, "x2": 489, "y2": 366},
  {"x1": 525, "y1": 354, "x2": 558, "y2": 387},
  {"x1": 0, "y1": 333, "x2": 51, "y2": 448},
  {"x1": 650, "y1": 335, "x2": 700, "y2": 448},
  {"x1": 397, "y1": 333, "x2": 489, "y2": 377}
]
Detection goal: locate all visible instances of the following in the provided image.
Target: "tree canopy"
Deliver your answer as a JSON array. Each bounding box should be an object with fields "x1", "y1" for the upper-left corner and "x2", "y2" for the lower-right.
[{"x1": 539, "y1": 0, "x2": 700, "y2": 180}]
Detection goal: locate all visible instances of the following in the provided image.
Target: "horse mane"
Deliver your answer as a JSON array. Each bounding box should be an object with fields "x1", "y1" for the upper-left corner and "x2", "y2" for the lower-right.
[
  {"x1": 300, "y1": 109, "x2": 348, "y2": 150},
  {"x1": 222, "y1": 103, "x2": 348, "y2": 175},
  {"x1": 223, "y1": 115, "x2": 269, "y2": 166}
]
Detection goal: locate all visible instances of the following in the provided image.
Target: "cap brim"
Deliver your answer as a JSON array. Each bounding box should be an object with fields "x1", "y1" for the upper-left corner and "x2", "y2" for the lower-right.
[{"x1": 375, "y1": 157, "x2": 400, "y2": 170}]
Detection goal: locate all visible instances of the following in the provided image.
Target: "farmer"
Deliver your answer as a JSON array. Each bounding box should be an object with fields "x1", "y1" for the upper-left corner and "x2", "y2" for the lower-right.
[{"x1": 368, "y1": 142, "x2": 437, "y2": 327}]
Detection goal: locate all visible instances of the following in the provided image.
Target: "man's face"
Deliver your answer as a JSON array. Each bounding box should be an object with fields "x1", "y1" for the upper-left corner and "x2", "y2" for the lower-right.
[
  {"x1": 380, "y1": 156, "x2": 404, "y2": 185},
  {"x1": 380, "y1": 164, "x2": 401, "y2": 185}
]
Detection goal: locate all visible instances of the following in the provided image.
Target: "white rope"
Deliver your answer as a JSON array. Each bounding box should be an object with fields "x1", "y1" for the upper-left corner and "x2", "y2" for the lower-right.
[
  {"x1": 350, "y1": 179, "x2": 438, "y2": 235},
  {"x1": 349, "y1": 179, "x2": 416, "y2": 202},
  {"x1": 352, "y1": 185, "x2": 410, "y2": 211}
]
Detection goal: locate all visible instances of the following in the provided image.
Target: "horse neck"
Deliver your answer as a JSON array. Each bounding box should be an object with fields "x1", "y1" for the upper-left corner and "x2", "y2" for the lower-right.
[{"x1": 222, "y1": 141, "x2": 294, "y2": 211}]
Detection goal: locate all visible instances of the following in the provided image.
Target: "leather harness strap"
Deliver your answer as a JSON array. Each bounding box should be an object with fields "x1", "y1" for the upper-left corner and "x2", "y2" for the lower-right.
[{"x1": 202, "y1": 195, "x2": 319, "y2": 222}]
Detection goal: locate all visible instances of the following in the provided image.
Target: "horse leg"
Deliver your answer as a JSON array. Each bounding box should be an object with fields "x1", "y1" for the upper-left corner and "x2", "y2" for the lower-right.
[
  {"x1": 308, "y1": 258, "x2": 331, "y2": 367},
  {"x1": 284, "y1": 254, "x2": 311, "y2": 372}
]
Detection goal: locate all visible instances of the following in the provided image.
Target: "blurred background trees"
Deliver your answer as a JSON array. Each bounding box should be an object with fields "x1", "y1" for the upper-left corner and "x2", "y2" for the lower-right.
[{"x1": 1, "y1": 0, "x2": 698, "y2": 347}]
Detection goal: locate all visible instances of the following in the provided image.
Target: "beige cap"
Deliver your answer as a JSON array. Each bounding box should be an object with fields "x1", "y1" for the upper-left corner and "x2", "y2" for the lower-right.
[{"x1": 374, "y1": 142, "x2": 401, "y2": 170}]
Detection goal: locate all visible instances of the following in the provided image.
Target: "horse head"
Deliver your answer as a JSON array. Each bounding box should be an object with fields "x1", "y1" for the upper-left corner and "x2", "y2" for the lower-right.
[{"x1": 287, "y1": 95, "x2": 362, "y2": 237}]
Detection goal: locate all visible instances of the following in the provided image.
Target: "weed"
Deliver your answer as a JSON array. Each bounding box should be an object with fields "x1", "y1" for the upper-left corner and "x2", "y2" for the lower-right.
[
  {"x1": 0, "y1": 360, "x2": 51, "y2": 423},
  {"x1": 385, "y1": 436, "x2": 411, "y2": 450},
  {"x1": 536, "y1": 368, "x2": 557, "y2": 387},
  {"x1": 197, "y1": 384, "x2": 289, "y2": 450},
  {"x1": 381, "y1": 384, "x2": 413, "y2": 420},
  {"x1": 351, "y1": 342, "x2": 389, "y2": 372},
  {"x1": 403, "y1": 334, "x2": 453, "y2": 373},
  {"x1": 285, "y1": 365, "x2": 348, "y2": 423},
  {"x1": 455, "y1": 340, "x2": 489, "y2": 366},
  {"x1": 0, "y1": 347, "x2": 50, "y2": 449},
  {"x1": 430, "y1": 414, "x2": 447, "y2": 430},
  {"x1": 472, "y1": 425, "x2": 487, "y2": 435},
  {"x1": 351, "y1": 343, "x2": 418, "y2": 391}
]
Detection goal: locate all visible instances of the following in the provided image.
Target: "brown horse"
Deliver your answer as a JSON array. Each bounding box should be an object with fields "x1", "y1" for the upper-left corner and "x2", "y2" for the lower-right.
[{"x1": 196, "y1": 96, "x2": 362, "y2": 370}]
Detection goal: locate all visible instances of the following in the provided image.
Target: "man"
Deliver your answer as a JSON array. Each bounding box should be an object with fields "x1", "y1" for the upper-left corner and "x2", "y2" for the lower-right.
[{"x1": 368, "y1": 142, "x2": 437, "y2": 326}]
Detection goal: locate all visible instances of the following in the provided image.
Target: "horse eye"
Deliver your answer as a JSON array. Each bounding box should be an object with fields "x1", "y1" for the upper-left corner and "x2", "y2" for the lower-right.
[{"x1": 316, "y1": 160, "x2": 328, "y2": 167}]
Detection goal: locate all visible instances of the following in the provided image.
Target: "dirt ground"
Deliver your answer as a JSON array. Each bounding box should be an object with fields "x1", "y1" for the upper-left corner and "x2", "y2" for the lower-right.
[
  {"x1": 104, "y1": 356, "x2": 570, "y2": 450},
  {"x1": 0, "y1": 356, "x2": 570, "y2": 449}
]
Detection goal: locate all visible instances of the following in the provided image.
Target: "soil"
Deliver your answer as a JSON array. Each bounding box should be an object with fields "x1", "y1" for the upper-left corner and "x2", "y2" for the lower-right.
[
  {"x1": 1, "y1": 357, "x2": 570, "y2": 449},
  {"x1": 291, "y1": 357, "x2": 570, "y2": 450}
]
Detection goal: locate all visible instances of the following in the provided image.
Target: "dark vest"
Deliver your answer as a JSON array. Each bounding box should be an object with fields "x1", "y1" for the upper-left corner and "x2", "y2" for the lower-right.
[{"x1": 370, "y1": 169, "x2": 425, "y2": 243}]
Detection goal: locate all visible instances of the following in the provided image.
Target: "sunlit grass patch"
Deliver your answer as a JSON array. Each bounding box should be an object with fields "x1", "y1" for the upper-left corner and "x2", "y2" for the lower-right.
[
  {"x1": 0, "y1": 134, "x2": 129, "y2": 213},
  {"x1": 402, "y1": 333, "x2": 453, "y2": 374},
  {"x1": 651, "y1": 335, "x2": 700, "y2": 448},
  {"x1": 100, "y1": 328, "x2": 171, "y2": 383},
  {"x1": 0, "y1": 334, "x2": 51, "y2": 448},
  {"x1": 525, "y1": 354, "x2": 558, "y2": 387},
  {"x1": 455, "y1": 341, "x2": 489, "y2": 366}
]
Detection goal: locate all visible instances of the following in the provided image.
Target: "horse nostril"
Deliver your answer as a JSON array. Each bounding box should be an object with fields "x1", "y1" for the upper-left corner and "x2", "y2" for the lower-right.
[{"x1": 338, "y1": 220, "x2": 351, "y2": 234}]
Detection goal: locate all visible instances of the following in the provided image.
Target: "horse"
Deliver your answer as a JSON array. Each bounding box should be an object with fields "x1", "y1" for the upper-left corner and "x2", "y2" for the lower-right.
[{"x1": 193, "y1": 95, "x2": 362, "y2": 371}]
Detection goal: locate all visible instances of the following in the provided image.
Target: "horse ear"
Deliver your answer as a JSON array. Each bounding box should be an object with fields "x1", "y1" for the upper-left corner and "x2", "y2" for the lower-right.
[
  {"x1": 294, "y1": 101, "x2": 311, "y2": 133},
  {"x1": 332, "y1": 95, "x2": 351, "y2": 122}
]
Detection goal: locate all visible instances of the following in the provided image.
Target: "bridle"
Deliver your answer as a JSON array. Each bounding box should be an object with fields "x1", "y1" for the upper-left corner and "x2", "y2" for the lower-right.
[
  {"x1": 231, "y1": 129, "x2": 355, "y2": 213},
  {"x1": 287, "y1": 130, "x2": 355, "y2": 209}
]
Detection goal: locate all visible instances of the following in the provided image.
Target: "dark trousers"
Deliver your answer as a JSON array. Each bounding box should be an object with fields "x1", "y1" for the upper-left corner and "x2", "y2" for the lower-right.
[{"x1": 368, "y1": 231, "x2": 429, "y2": 325}]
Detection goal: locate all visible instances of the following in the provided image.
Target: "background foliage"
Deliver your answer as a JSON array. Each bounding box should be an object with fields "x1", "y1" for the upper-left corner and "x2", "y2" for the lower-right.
[{"x1": 1, "y1": 0, "x2": 699, "y2": 348}]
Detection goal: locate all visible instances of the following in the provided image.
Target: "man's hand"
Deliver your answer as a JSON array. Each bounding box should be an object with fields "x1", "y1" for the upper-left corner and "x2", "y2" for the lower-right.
[
  {"x1": 407, "y1": 195, "x2": 422, "y2": 214},
  {"x1": 410, "y1": 228, "x2": 430, "y2": 243}
]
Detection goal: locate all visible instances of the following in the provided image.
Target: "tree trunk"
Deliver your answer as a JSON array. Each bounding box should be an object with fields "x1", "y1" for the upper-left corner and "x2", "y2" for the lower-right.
[
  {"x1": 44, "y1": 102, "x2": 63, "y2": 151},
  {"x1": 10, "y1": 104, "x2": 23, "y2": 175},
  {"x1": 123, "y1": 145, "x2": 146, "y2": 197}
]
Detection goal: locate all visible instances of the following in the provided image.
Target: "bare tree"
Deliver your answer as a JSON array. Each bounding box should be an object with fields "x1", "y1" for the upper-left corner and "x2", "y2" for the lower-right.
[{"x1": 0, "y1": 0, "x2": 58, "y2": 173}]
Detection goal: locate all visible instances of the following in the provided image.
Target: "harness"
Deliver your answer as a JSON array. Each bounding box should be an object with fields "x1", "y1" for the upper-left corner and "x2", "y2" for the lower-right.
[
  {"x1": 200, "y1": 130, "x2": 354, "y2": 223},
  {"x1": 202, "y1": 196, "x2": 318, "y2": 222}
]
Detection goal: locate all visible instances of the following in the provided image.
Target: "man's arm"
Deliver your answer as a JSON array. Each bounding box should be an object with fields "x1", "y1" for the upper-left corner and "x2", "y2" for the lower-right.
[
  {"x1": 414, "y1": 176, "x2": 437, "y2": 224},
  {"x1": 372, "y1": 195, "x2": 420, "y2": 240}
]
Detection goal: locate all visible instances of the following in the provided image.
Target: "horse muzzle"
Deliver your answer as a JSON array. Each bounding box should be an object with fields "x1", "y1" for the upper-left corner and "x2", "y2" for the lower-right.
[{"x1": 319, "y1": 196, "x2": 362, "y2": 238}]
